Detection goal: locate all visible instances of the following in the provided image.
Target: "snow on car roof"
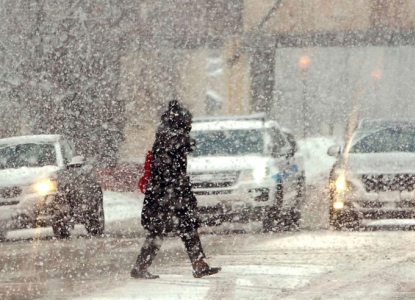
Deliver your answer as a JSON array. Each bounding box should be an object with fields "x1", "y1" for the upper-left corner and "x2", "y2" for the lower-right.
[
  {"x1": 192, "y1": 120, "x2": 279, "y2": 131},
  {"x1": 0, "y1": 134, "x2": 62, "y2": 146}
]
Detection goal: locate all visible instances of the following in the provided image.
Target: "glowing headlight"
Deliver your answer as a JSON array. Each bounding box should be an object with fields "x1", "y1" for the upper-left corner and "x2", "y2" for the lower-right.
[
  {"x1": 241, "y1": 168, "x2": 270, "y2": 181},
  {"x1": 254, "y1": 167, "x2": 269, "y2": 181},
  {"x1": 335, "y1": 175, "x2": 347, "y2": 191},
  {"x1": 34, "y1": 180, "x2": 56, "y2": 194},
  {"x1": 254, "y1": 168, "x2": 265, "y2": 180},
  {"x1": 333, "y1": 201, "x2": 344, "y2": 210}
]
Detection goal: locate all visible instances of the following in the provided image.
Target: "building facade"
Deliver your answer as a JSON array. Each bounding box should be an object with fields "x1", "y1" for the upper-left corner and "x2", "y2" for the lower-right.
[{"x1": 119, "y1": 0, "x2": 415, "y2": 159}]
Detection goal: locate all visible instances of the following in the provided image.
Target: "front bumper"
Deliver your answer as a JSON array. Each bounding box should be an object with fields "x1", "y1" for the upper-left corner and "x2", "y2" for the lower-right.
[
  {"x1": 194, "y1": 182, "x2": 274, "y2": 223},
  {"x1": 0, "y1": 192, "x2": 68, "y2": 230},
  {"x1": 331, "y1": 190, "x2": 415, "y2": 220}
]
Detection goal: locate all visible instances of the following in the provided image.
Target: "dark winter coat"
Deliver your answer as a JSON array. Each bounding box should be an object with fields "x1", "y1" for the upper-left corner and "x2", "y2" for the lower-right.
[{"x1": 141, "y1": 101, "x2": 200, "y2": 235}]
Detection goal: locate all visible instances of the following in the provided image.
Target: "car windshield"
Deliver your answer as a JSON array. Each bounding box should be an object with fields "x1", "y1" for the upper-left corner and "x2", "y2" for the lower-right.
[
  {"x1": 190, "y1": 129, "x2": 264, "y2": 157},
  {"x1": 0, "y1": 143, "x2": 57, "y2": 170},
  {"x1": 350, "y1": 128, "x2": 415, "y2": 153}
]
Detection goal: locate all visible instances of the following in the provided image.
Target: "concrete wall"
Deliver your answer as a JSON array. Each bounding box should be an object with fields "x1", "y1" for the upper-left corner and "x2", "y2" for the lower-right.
[
  {"x1": 244, "y1": 0, "x2": 415, "y2": 33},
  {"x1": 118, "y1": 0, "x2": 415, "y2": 159},
  {"x1": 273, "y1": 46, "x2": 415, "y2": 137}
]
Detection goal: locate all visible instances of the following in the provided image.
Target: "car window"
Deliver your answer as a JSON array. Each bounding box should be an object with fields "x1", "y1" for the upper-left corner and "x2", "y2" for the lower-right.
[
  {"x1": 269, "y1": 128, "x2": 287, "y2": 154},
  {"x1": 191, "y1": 129, "x2": 264, "y2": 157},
  {"x1": 351, "y1": 128, "x2": 415, "y2": 153},
  {"x1": 0, "y1": 143, "x2": 57, "y2": 169}
]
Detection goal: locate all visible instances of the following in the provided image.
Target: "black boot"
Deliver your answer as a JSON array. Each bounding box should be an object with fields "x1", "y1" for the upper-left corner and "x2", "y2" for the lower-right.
[
  {"x1": 131, "y1": 267, "x2": 160, "y2": 279},
  {"x1": 192, "y1": 259, "x2": 221, "y2": 278}
]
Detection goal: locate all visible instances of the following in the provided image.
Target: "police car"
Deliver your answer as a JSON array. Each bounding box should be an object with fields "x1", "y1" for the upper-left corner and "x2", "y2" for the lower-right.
[{"x1": 188, "y1": 114, "x2": 305, "y2": 231}]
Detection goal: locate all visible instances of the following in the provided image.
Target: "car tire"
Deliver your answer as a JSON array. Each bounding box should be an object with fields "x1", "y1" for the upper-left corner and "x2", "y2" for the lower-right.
[
  {"x1": 52, "y1": 213, "x2": 71, "y2": 239},
  {"x1": 85, "y1": 190, "x2": 105, "y2": 236},
  {"x1": 296, "y1": 172, "x2": 306, "y2": 199},
  {"x1": 262, "y1": 182, "x2": 284, "y2": 232},
  {"x1": 262, "y1": 206, "x2": 279, "y2": 232}
]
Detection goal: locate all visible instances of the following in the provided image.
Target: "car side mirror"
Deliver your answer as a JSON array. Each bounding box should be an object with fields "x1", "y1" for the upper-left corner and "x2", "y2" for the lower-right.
[
  {"x1": 327, "y1": 145, "x2": 341, "y2": 157},
  {"x1": 67, "y1": 156, "x2": 86, "y2": 168}
]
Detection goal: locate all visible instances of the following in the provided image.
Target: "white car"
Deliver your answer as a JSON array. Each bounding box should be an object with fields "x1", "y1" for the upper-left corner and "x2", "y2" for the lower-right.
[
  {"x1": 328, "y1": 120, "x2": 415, "y2": 230},
  {"x1": 0, "y1": 135, "x2": 104, "y2": 239},
  {"x1": 188, "y1": 114, "x2": 306, "y2": 230}
]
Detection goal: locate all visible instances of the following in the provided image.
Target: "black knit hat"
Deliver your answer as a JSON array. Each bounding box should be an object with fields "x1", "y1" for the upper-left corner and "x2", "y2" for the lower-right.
[{"x1": 162, "y1": 100, "x2": 192, "y2": 130}]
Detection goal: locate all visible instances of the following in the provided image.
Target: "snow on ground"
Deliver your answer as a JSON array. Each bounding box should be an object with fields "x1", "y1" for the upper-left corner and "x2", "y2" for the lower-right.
[
  {"x1": 103, "y1": 191, "x2": 143, "y2": 223},
  {"x1": 103, "y1": 191, "x2": 145, "y2": 237},
  {"x1": 71, "y1": 231, "x2": 415, "y2": 300}
]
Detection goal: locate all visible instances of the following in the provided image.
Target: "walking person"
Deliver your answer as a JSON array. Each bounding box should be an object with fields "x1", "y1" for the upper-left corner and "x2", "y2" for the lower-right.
[{"x1": 131, "y1": 100, "x2": 221, "y2": 279}]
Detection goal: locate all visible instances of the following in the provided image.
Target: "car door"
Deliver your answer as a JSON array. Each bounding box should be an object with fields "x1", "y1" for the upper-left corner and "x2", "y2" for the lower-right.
[{"x1": 58, "y1": 139, "x2": 101, "y2": 215}]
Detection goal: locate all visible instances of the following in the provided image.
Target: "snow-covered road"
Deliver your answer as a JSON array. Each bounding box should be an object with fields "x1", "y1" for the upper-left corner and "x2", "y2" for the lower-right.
[
  {"x1": 73, "y1": 231, "x2": 415, "y2": 300},
  {"x1": 3, "y1": 230, "x2": 415, "y2": 299}
]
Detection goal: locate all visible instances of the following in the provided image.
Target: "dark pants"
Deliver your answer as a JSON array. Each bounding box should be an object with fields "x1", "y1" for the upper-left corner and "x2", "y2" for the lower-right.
[{"x1": 135, "y1": 231, "x2": 206, "y2": 270}]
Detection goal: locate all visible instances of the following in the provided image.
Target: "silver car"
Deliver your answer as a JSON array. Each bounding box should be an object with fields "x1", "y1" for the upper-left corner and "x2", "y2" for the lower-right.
[
  {"x1": 0, "y1": 135, "x2": 104, "y2": 239},
  {"x1": 328, "y1": 120, "x2": 415, "y2": 230}
]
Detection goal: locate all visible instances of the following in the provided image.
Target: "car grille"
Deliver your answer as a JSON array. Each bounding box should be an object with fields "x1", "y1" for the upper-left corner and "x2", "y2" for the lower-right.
[
  {"x1": 189, "y1": 171, "x2": 240, "y2": 190},
  {"x1": 0, "y1": 186, "x2": 22, "y2": 199},
  {"x1": 361, "y1": 174, "x2": 415, "y2": 192},
  {"x1": 355, "y1": 200, "x2": 415, "y2": 209}
]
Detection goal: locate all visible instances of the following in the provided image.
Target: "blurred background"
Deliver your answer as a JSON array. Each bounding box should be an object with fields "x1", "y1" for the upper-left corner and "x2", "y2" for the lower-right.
[{"x1": 1, "y1": 0, "x2": 415, "y2": 164}]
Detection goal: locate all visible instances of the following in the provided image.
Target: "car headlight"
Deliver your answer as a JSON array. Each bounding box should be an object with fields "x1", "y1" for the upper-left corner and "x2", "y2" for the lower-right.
[
  {"x1": 34, "y1": 179, "x2": 57, "y2": 194},
  {"x1": 333, "y1": 201, "x2": 344, "y2": 210},
  {"x1": 254, "y1": 167, "x2": 269, "y2": 181},
  {"x1": 240, "y1": 168, "x2": 270, "y2": 182},
  {"x1": 335, "y1": 175, "x2": 347, "y2": 191}
]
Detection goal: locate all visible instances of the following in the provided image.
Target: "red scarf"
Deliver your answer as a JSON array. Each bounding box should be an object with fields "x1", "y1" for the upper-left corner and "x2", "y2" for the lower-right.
[{"x1": 138, "y1": 150, "x2": 152, "y2": 193}]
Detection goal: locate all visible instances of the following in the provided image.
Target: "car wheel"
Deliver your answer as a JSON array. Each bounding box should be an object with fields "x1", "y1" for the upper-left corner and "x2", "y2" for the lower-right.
[
  {"x1": 262, "y1": 206, "x2": 278, "y2": 232},
  {"x1": 52, "y1": 213, "x2": 71, "y2": 239},
  {"x1": 296, "y1": 172, "x2": 306, "y2": 199},
  {"x1": 262, "y1": 182, "x2": 284, "y2": 232},
  {"x1": 85, "y1": 194, "x2": 105, "y2": 236}
]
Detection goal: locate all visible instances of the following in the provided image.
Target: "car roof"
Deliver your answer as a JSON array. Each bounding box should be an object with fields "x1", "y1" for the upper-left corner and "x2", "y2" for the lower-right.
[
  {"x1": 0, "y1": 134, "x2": 62, "y2": 146},
  {"x1": 192, "y1": 120, "x2": 280, "y2": 131}
]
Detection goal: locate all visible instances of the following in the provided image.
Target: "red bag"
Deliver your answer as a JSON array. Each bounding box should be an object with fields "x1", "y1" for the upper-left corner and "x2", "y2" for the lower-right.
[{"x1": 138, "y1": 150, "x2": 152, "y2": 193}]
